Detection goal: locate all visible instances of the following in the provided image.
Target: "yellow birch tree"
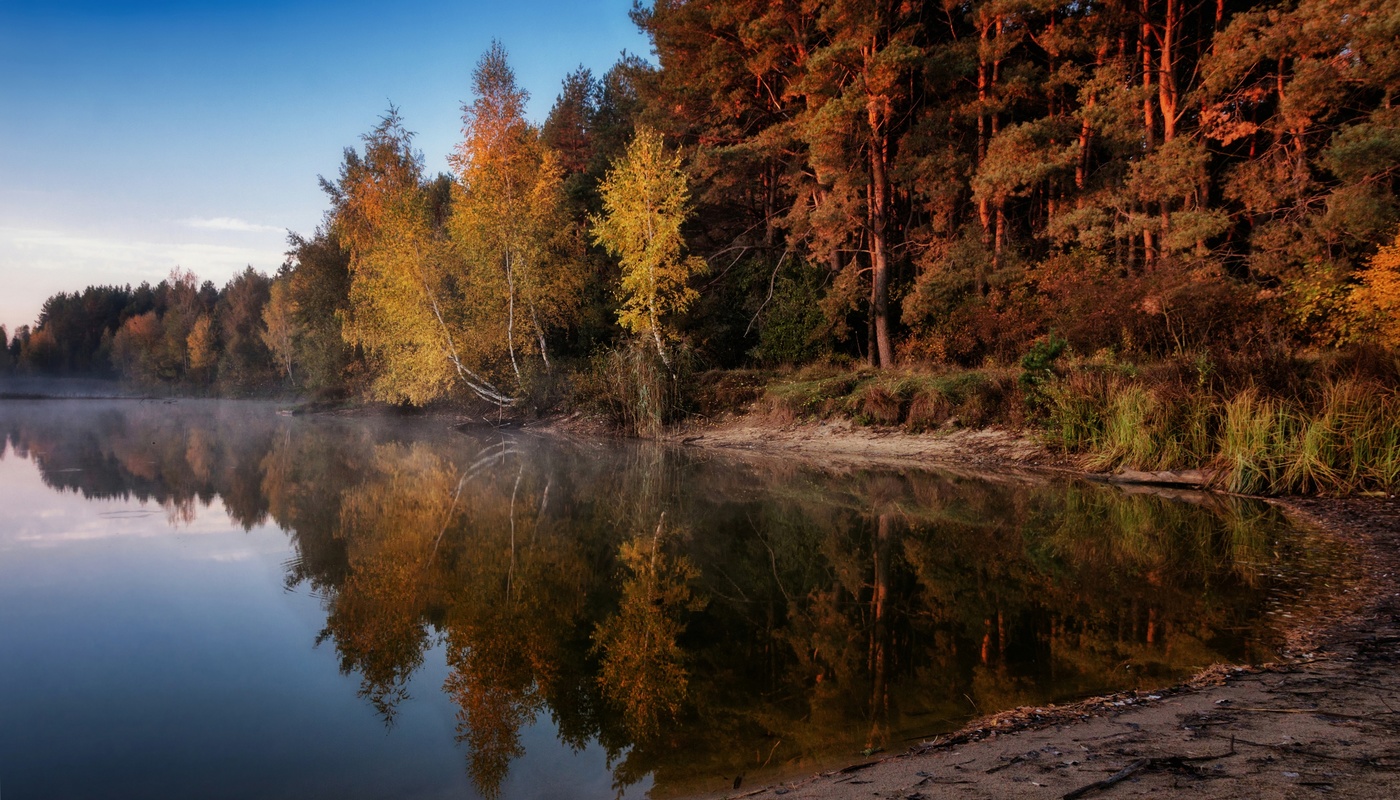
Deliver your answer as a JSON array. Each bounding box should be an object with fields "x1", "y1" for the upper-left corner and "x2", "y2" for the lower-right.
[
  {"x1": 337, "y1": 108, "x2": 514, "y2": 406},
  {"x1": 261, "y1": 277, "x2": 296, "y2": 381},
  {"x1": 590, "y1": 127, "x2": 705, "y2": 366}
]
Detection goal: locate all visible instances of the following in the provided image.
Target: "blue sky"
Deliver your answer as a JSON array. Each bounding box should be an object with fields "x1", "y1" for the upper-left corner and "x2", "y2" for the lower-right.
[{"x1": 0, "y1": 0, "x2": 649, "y2": 334}]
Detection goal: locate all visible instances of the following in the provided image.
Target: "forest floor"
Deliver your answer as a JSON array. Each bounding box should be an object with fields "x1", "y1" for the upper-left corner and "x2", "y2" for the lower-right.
[{"x1": 626, "y1": 414, "x2": 1400, "y2": 800}]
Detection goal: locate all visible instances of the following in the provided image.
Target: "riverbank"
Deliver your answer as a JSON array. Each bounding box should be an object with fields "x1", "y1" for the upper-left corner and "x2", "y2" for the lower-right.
[
  {"x1": 362, "y1": 400, "x2": 1400, "y2": 798},
  {"x1": 617, "y1": 416, "x2": 1400, "y2": 800}
]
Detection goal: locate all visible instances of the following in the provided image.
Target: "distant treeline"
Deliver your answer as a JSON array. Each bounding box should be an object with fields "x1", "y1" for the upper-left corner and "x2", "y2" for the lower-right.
[
  {"x1": 5, "y1": 0, "x2": 1400, "y2": 403},
  {"x1": 1, "y1": 269, "x2": 280, "y2": 394}
]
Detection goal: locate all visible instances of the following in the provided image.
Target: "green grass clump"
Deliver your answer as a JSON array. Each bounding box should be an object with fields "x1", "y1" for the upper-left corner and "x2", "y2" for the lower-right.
[
  {"x1": 1216, "y1": 389, "x2": 1284, "y2": 494},
  {"x1": 1046, "y1": 372, "x2": 1400, "y2": 496}
]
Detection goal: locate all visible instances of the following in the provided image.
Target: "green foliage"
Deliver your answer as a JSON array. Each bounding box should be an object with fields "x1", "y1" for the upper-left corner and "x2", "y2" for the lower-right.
[
  {"x1": 750, "y1": 258, "x2": 829, "y2": 366},
  {"x1": 216, "y1": 267, "x2": 275, "y2": 394},
  {"x1": 1018, "y1": 333, "x2": 1067, "y2": 410},
  {"x1": 285, "y1": 230, "x2": 355, "y2": 398}
]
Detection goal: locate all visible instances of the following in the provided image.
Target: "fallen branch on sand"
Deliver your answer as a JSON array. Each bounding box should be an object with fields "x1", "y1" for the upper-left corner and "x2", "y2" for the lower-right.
[{"x1": 1062, "y1": 746, "x2": 1235, "y2": 800}]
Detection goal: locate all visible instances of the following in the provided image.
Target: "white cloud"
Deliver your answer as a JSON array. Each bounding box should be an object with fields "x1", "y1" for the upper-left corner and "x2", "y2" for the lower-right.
[
  {"x1": 0, "y1": 226, "x2": 284, "y2": 275},
  {"x1": 180, "y1": 216, "x2": 286, "y2": 234},
  {"x1": 0, "y1": 225, "x2": 286, "y2": 330}
]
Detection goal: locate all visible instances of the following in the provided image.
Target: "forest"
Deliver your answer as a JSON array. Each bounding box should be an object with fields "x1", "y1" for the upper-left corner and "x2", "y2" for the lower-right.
[{"x1": 5, "y1": 0, "x2": 1400, "y2": 476}]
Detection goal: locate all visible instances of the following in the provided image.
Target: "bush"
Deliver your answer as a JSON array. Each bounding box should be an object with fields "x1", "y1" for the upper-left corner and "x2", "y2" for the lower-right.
[{"x1": 578, "y1": 341, "x2": 694, "y2": 438}]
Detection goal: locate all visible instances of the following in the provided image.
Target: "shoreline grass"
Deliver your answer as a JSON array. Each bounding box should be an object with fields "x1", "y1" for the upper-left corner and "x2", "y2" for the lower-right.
[{"x1": 734, "y1": 351, "x2": 1400, "y2": 497}]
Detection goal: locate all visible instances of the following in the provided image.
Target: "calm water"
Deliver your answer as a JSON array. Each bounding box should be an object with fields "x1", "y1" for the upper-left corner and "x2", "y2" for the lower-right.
[{"x1": 0, "y1": 400, "x2": 1343, "y2": 799}]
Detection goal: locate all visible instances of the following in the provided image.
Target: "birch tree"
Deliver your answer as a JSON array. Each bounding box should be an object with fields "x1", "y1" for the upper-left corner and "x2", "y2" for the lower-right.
[
  {"x1": 591, "y1": 127, "x2": 705, "y2": 366},
  {"x1": 449, "y1": 41, "x2": 584, "y2": 394},
  {"x1": 338, "y1": 108, "x2": 514, "y2": 406},
  {"x1": 261, "y1": 277, "x2": 296, "y2": 382}
]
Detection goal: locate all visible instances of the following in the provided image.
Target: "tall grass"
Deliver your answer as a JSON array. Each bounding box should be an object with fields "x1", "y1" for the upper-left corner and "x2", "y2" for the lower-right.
[
  {"x1": 757, "y1": 366, "x2": 1021, "y2": 431},
  {"x1": 1045, "y1": 371, "x2": 1214, "y2": 472},
  {"x1": 1046, "y1": 376, "x2": 1400, "y2": 495},
  {"x1": 579, "y1": 341, "x2": 693, "y2": 438}
]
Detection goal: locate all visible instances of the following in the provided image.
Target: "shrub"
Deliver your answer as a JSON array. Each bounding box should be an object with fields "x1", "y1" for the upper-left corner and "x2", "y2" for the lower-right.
[
  {"x1": 857, "y1": 384, "x2": 901, "y2": 426},
  {"x1": 579, "y1": 341, "x2": 693, "y2": 438}
]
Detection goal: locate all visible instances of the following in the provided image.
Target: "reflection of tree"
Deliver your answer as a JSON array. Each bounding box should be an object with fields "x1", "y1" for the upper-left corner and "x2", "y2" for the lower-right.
[
  {"x1": 320, "y1": 443, "x2": 454, "y2": 724},
  {"x1": 0, "y1": 403, "x2": 1348, "y2": 800},
  {"x1": 1, "y1": 402, "x2": 279, "y2": 526},
  {"x1": 443, "y1": 638, "x2": 536, "y2": 798},
  {"x1": 593, "y1": 515, "x2": 705, "y2": 742},
  {"x1": 434, "y1": 448, "x2": 594, "y2": 798}
]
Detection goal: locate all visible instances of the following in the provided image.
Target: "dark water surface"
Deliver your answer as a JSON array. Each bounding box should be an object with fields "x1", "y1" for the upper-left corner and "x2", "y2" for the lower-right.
[{"x1": 0, "y1": 400, "x2": 1344, "y2": 799}]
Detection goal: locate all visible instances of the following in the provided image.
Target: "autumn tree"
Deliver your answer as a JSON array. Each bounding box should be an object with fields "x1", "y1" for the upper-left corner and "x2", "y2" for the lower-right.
[
  {"x1": 1351, "y1": 230, "x2": 1400, "y2": 348},
  {"x1": 261, "y1": 277, "x2": 296, "y2": 382},
  {"x1": 592, "y1": 126, "x2": 706, "y2": 366},
  {"x1": 449, "y1": 41, "x2": 585, "y2": 393},
  {"x1": 186, "y1": 314, "x2": 217, "y2": 385},
  {"x1": 334, "y1": 108, "x2": 512, "y2": 406},
  {"x1": 111, "y1": 311, "x2": 164, "y2": 386}
]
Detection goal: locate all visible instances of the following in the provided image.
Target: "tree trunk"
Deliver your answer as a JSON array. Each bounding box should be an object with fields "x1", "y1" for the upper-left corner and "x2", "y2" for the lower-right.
[
  {"x1": 1158, "y1": 0, "x2": 1179, "y2": 143},
  {"x1": 505, "y1": 253, "x2": 520, "y2": 380},
  {"x1": 1141, "y1": 0, "x2": 1157, "y2": 267},
  {"x1": 868, "y1": 132, "x2": 895, "y2": 369},
  {"x1": 866, "y1": 512, "x2": 892, "y2": 752}
]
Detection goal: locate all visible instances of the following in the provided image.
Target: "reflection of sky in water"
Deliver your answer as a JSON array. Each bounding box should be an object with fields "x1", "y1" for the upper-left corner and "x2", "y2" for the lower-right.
[
  {"x1": 0, "y1": 400, "x2": 1347, "y2": 800},
  {"x1": 0, "y1": 451, "x2": 645, "y2": 800}
]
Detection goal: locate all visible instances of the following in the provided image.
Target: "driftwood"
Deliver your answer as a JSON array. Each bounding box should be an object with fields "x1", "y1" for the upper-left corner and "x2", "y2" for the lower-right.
[
  {"x1": 1062, "y1": 758, "x2": 1150, "y2": 800},
  {"x1": 1061, "y1": 747, "x2": 1234, "y2": 800}
]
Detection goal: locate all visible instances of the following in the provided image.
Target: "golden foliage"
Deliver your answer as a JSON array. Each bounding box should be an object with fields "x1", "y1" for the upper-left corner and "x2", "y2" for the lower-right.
[
  {"x1": 592, "y1": 520, "x2": 705, "y2": 740},
  {"x1": 260, "y1": 278, "x2": 296, "y2": 379},
  {"x1": 1351, "y1": 231, "x2": 1400, "y2": 347},
  {"x1": 344, "y1": 200, "x2": 462, "y2": 405},
  {"x1": 186, "y1": 314, "x2": 216, "y2": 373},
  {"x1": 591, "y1": 127, "x2": 705, "y2": 363},
  {"x1": 449, "y1": 41, "x2": 584, "y2": 388}
]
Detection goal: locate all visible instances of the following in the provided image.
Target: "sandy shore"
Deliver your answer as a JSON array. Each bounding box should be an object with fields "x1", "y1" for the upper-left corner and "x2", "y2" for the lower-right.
[{"x1": 655, "y1": 417, "x2": 1400, "y2": 800}]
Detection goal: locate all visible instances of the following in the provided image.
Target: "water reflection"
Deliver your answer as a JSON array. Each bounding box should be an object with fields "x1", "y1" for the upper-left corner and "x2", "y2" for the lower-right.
[{"x1": 1, "y1": 400, "x2": 1343, "y2": 798}]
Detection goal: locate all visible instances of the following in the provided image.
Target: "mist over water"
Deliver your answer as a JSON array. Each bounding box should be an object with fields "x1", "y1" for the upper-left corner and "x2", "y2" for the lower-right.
[
  {"x1": 0, "y1": 400, "x2": 1347, "y2": 798},
  {"x1": 0, "y1": 375, "x2": 138, "y2": 399}
]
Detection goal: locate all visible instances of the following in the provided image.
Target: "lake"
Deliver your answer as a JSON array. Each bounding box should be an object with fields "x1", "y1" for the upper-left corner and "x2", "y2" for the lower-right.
[{"x1": 0, "y1": 400, "x2": 1344, "y2": 798}]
